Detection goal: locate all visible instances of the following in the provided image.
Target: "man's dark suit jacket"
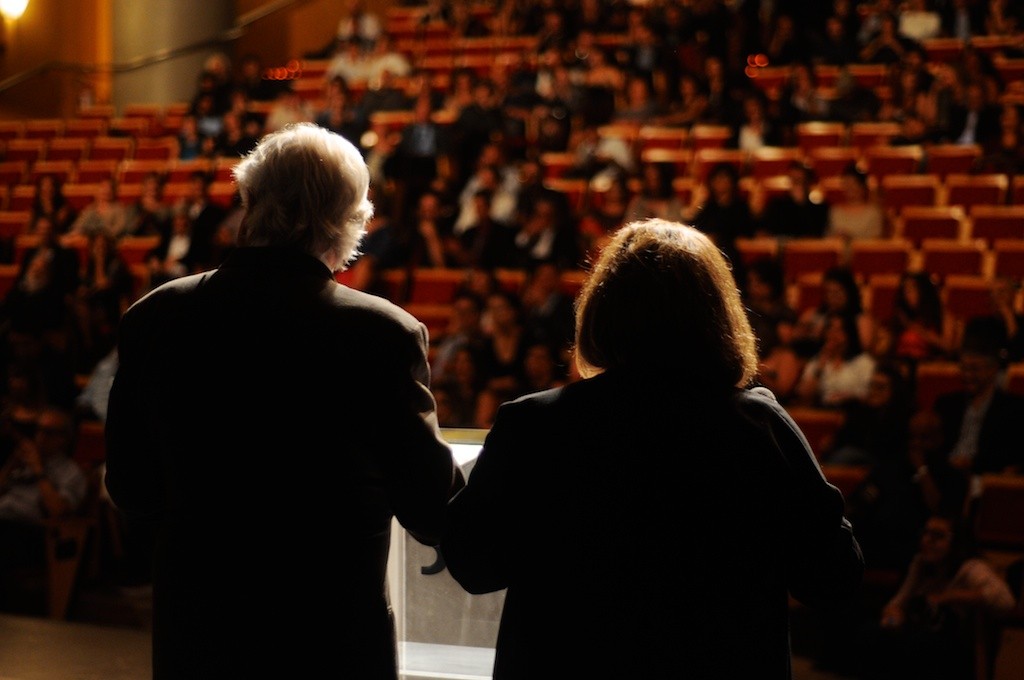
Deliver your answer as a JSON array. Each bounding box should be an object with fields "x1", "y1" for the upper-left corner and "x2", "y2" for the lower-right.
[
  {"x1": 104, "y1": 246, "x2": 463, "y2": 679},
  {"x1": 933, "y1": 387, "x2": 1024, "y2": 474},
  {"x1": 441, "y1": 374, "x2": 864, "y2": 679}
]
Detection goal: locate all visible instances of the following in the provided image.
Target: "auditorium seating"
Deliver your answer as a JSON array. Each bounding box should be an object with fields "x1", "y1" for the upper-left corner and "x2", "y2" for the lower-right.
[
  {"x1": 968, "y1": 206, "x2": 1024, "y2": 246},
  {"x1": 923, "y1": 144, "x2": 982, "y2": 178},
  {"x1": 918, "y1": 238, "x2": 987, "y2": 280},
  {"x1": 945, "y1": 173, "x2": 1009, "y2": 211},
  {"x1": 895, "y1": 205, "x2": 966, "y2": 247},
  {"x1": 44, "y1": 137, "x2": 90, "y2": 163},
  {"x1": 848, "y1": 238, "x2": 913, "y2": 281},
  {"x1": 795, "y1": 121, "x2": 847, "y2": 154},
  {"x1": 992, "y1": 240, "x2": 1024, "y2": 281},
  {"x1": 781, "y1": 238, "x2": 845, "y2": 283}
]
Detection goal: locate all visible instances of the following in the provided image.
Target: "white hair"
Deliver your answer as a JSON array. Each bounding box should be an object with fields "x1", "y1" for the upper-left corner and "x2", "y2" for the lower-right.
[{"x1": 232, "y1": 122, "x2": 373, "y2": 270}]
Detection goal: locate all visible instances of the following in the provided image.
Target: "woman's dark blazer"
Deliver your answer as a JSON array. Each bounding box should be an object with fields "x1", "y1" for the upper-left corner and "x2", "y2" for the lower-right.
[
  {"x1": 442, "y1": 372, "x2": 864, "y2": 679},
  {"x1": 104, "y1": 246, "x2": 463, "y2": 679}
]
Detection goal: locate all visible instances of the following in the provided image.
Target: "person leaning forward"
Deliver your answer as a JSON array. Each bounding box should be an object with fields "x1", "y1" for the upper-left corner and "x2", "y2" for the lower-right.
[{"x1": 104, "y1": 122, "x2": 465, "y2": 680}]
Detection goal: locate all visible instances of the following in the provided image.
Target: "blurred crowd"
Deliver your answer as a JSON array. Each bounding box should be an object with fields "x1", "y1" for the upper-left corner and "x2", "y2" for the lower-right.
[{"x1": 0, "y1": 0, "x2": 1023, "y2": 674}]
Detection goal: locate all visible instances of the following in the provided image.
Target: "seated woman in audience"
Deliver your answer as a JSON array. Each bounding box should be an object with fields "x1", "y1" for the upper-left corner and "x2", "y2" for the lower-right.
[
  {"x1": 624, "y1": 160, "x2": 686, "y2": 225},
  {"x1": 794, "y1": 311, "x2": 877, "y2": 409},
  {"x1": 888, "y1": 270, "x2": 949, "y2": 366},
  {"x1": 825, "y1": 164, "x2": 885, "y2": 243},
  {"x1": 73, "y1": 230, "x2": 134, "y2": 372},
  {"x1": 823, "y1": 360, "x2": 914, "y2": 467},
  {"x1": 432, "y1": 344, "x2": 488, "y2": 429},
  {"x1": 29, "y1": 174, "x2": 75, "y2": 234},
  {"x1": 146, "y1": 208, "x2": 199, "y2": 289},
  {"x1": 743, "y1": 257, "x2": 803, "y2": 404},
  {"x1": 69, "y1": 177, "x2": 129, "y2": 241},
  {"x1": 123, "y1": 171, "x2": 171, "y2": 238},
  {"x1": 577, "y1": 173, "x2": 631, "y2": 264},
  {"x1": 792, "y1": 265, "x2": 876, "y2": 360},
  {"x1": 478, "y1": 289, "x2": 530, "y2": 403},
  {"x1": 864, "y1": 513, "x2": 1016, "y2": 680}
]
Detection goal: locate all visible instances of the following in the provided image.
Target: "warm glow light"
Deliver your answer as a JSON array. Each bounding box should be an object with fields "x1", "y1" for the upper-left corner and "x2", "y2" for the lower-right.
[{"x1": 0, "y1": 0, "x2": 29, "y2": 20}]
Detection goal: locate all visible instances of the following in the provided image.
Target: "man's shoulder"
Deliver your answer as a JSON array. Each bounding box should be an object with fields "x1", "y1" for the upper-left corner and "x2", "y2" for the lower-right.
[{"x1": 327, "y1": 280, "x2": 423, "y2": 330}]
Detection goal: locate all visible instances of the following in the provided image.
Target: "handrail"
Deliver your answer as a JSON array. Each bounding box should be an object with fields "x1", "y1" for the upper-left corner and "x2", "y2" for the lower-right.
[{"x1": 0, "y1": 0, "x2": 305, "y2": 95}]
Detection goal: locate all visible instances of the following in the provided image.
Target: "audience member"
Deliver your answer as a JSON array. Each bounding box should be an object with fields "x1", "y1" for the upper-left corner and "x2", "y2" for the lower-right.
[
  {"x1": 754, "y1": 162, "x2": 829, "y2": 239},
  {"x1": 2, "y1": 215, "x2": 80, "y2": 344},
  {"x1": 864, "y1": 513, "x2": 1016, "y2": 680},
  {"x1": 73, "y1": 230, "x2": 134, "y2": 372},
  {"x1": 262, "y1": 84, "x2": 314, "y2": 134},
  {"x1": 623, "y1": 161, "x2": 686, "y2": 224},
  {"x1": 172, "y1": 171, "x2": 228, "y2": 271},
  {"x1": 745, "y1": 257, "x2": 804, "y2": 404},
  {"x1": 792, "y1": 266, "x2": 876, "y2": 360},
  {"x1": 478, "y1": 288, "x2": 529, "y2": 402},
  {"x1": 448, "y1": 189, "x2": 518, "y2": 270},
  {"x1": 334, "y1": 0, "x2": 382, "y2": 51},
  {"x1": 123, "y1": 171, "x2": 171, "y2": 238},
  {"x1": 825, "y1": 163, "x2": 885, "y2": 242},
  {"x1": 944, "y1": 80, "x2": 1000, "y2": 147},
  {"x1": 0, "y1": 404, "x2": 85, "y2": 524},
  {"x1": 825, "y1": 360, "x2": 915, "y2": 467},
  {"x1": 794, "y1": 311, "x2": 878, "y2": 409},
  {"x1": 237, "y1": 53, "x2": 282, "y2": 102},
  {"x1": 842, "y1": 393, "x2": 961, "y2": 576},
  {"x1": 979, "y1": 101, "x2": 1024, "y2": 174},
  {"x1": 431, "y1": 291, "x2": 487, "y2": 384},
  {"x1": 888, "y1": 270, "x2": 949, "y2": 365},
  {"x1": 519, "y1": 261, "x2": 575, "y2": 368},
  {"x1": 69, "y1": 178, "x2": 129, "y2": 240},
  {"x1": 0, "y1": 403, "x2": 88, "y2": 611},
  {"x1": 146, "y1": 208, "x2": 199, "y2": 289},
  {"x1": 176, "y1": 115, "x2": 208, "y2": 160},
  {"x1": 688, "y1": 162, "x2": 754, "y2": 282},
  {"x1": 577, "y1": 173, "x2": 630, "y2": 264},
  {"x1": 432, "y1": 344, "x2": 487, "y2": 429},
  {"x1": 314, "y1": 75, "x2": 367, "y2": 145},
  {"x1": 933, "y1": 327, "x2": 1024, "y2": 476},
  {"x1": 390, "y1": 93, "x2": 452, "y2": 218},
  {"x1": 959, "y1": 276, "x2": 1024, "y2": 365},
  {"x1": 29, "y1": 175, "x2": 75, "y2": 234},
  {"x1": 511, "y1": 194, "x2": 581, "y2": 271}
]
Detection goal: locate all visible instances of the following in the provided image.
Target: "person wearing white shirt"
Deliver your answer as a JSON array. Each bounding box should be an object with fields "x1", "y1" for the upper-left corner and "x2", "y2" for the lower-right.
[{"x1": 795, "y1": 312, "x2": 877, "y2": 408}]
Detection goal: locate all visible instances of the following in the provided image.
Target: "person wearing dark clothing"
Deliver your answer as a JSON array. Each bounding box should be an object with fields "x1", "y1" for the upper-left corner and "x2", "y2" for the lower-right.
[
  {"x1": 442, "y1": 219, "x2": 863, "y2": 680},
  {"x1": 104, "y1": 124, "x2": 464, "y2": 680},
  {"x1": 691, "y1": 162, "x2": 754, "y2": 283},
  {"x1": 452, "y1": 79, "x2": 505, "y2": 184},
  {"x1": 756, "y1": 163, "x2": 829, "y2": 239},
  {"x1": 2, "y1": 215, "x2": 80, "y2": 341},
  {"x1": 173, "y1": 171, "x2": 228, "y2": 271},
  {"x1": 943, "y1": 82, "x2": 1001, "y2": 148},
  {"x1": 933, "y1": 329, "x2": 1024, "y2": 475}
]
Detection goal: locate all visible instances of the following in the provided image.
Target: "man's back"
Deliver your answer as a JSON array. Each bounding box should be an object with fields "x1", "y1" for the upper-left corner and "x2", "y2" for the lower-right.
[{"x1": 105, "y1": 247, "x2": 460, "y2": 678}]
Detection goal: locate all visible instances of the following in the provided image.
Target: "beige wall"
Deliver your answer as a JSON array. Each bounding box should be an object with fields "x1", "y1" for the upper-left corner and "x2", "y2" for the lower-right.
[
  {"x1": 0, "y1": 0, "x2": 110, "y2": 119},
  {"x1": 0, "y1": 0, "x2": 395, "y2": 120},
  {"x1": 233, "y1": 0, "x2": 393, "y2": 70}
]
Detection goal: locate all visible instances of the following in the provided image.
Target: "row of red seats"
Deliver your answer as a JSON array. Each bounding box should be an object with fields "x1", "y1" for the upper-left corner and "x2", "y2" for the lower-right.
[{"x1": 0, "y1": 156, "x2": 239, "y2": 191}]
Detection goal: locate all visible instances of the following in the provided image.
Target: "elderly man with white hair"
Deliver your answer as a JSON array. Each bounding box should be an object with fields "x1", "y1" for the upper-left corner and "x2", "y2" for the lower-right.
[{"x1": 104, "y1": 123, "x2": 464, "y2": 680}]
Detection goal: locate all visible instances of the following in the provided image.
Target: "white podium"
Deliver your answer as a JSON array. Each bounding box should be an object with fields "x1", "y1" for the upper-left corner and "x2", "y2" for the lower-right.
[{"x1": 389, "y1": 429, "x2": 503, "y2": 680}]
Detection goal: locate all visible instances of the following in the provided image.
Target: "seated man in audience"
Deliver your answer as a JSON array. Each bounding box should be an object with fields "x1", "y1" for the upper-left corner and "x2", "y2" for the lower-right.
[
  {"x1": 0, "y1": 406, "x2": 88, "y2": 610},
  {"x1": 933, "y1": 327, "x2": 1024, "y2": 480}
]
